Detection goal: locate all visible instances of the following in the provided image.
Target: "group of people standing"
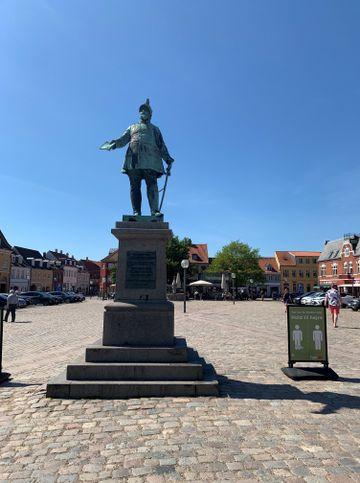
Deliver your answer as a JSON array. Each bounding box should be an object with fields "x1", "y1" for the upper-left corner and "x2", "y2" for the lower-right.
[{"x1": 282, "y1": 284, "x2": 342, "y2": 327}]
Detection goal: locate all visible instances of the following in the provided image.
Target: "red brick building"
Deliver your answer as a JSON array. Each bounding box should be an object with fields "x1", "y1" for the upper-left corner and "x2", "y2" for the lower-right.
[
  {"x1": 100, "y1": 249, "x2": 118, "y2": 296},
  {"x1": 318, "y1": 234, "x2": 360, "y2": 296}
]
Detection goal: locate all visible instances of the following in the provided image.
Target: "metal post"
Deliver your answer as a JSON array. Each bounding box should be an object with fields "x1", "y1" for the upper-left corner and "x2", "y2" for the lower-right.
[
  {"x1": 0, "y1": 308, "x2": 11, "y2": 384},
  {"x1": 232, "y1": 277, "x2": 235, "y2": 305},
  {"x1": 0, "y1": 308, "x2": 3, "y2": 375},
  {"x1": 183, "y1": 267, "x2": 187, "y2": 313}
]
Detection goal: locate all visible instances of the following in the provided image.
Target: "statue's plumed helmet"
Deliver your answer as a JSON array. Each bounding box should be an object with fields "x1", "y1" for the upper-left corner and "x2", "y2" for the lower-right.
[{"x1": 139, "y1": 98, "x2": 152, "y2": 116}]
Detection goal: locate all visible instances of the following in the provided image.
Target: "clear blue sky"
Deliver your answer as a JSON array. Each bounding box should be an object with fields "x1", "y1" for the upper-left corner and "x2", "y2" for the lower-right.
[{"x1": 1, "y1": 0, "x2": 359, "y2": 260}]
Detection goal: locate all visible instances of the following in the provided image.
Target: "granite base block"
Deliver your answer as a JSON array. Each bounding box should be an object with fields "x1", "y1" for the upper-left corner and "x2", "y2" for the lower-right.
[{"x1": 102, "y1": 301, "x2": 174, "y2": 346}]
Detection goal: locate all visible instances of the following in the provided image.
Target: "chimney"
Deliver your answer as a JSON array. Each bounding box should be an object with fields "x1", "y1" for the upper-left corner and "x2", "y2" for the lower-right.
[
  {"x1": 55, "y1": 248, "x2": 58, "y2": 253},
  {"x1": 86, "y1": 256, "x2": 89, "y2": 260},
  {"x1": 60, "y1": 250, "x2": 63, "y2": 254},
  {"x1": 66, "y1": 252, "x2": 69, "y2": 257}
]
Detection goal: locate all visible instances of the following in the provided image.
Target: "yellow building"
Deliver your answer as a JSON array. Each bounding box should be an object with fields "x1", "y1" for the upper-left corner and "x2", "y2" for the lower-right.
[
  {"x1": 275, "y1": 251, "x2": 321, "y2": 294},
  {"x1": 0, "y1": 230, "x2": 12, "y2": 293}
]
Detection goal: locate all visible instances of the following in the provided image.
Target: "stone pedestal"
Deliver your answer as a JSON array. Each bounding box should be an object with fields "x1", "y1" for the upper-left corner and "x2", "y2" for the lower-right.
[{"x1": 46, "y1": 217, "x2": 218, "y2": 399}]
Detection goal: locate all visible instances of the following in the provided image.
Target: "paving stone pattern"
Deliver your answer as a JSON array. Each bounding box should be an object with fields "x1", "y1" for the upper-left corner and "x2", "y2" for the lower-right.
[{"x1": 0, "y1": 299, "x2": 359, "y2": 482}]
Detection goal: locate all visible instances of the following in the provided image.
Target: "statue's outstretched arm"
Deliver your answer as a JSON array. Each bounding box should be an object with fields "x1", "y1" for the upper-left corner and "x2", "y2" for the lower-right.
[{"x1": 111, "y1": 127, "x2": 131, "y2": 149}]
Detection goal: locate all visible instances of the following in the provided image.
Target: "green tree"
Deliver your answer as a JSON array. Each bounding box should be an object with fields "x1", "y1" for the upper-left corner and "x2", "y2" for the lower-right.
[
  {"x1": 166, "y1": 236, "x2": 192, "y2": 283},
  {"x1": 208, "y1": 241, "x2": 265, "y2": 286},
  {"x1": 110, "y1": 265, "x2": 117, "y2": 284}
]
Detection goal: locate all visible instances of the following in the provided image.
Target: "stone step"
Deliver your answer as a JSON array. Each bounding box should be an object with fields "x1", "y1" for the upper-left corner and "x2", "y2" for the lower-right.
[
  {"x1": 66, "y1": 361, "x2": 203, "y2": 381},
  {"x1": 46, "y1": 376, "x2": 219, "y2": 399},
  {"x1": 86, "y1": 337, "x2": 188, "y2": 363}
]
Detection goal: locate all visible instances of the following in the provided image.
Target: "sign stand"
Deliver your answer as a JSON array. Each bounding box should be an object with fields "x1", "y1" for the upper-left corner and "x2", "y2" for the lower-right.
[
  {"x1": 282, "y1": 305, "x2": 338, "y2": 380},
  {"x1": 0, "y1": 308, "x2": 11, "y2": 384}
]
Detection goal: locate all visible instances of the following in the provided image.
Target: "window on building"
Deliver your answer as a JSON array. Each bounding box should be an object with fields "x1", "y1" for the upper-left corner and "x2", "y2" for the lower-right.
[
  {"x1": 313, "y1": 270, "x2": 318, "y2": 278},
  {"x1": 284, "y1": 270, "x2": 289, "y2": 277},
  {"x1": 344, "y1": 247, "x2": 350, "y2": 257},
  {"x1": 292, "y1": 270, "x2": 296, "y2": 277},
  {"x1": 299, "y1": 270, "x2": 304, "y2": 277},
  {"x1": 292, "y1": 283, "x2": 297, "y2": 292},
  {"x1": 332, "y1": 263, "x2": 338, "y2": 275},
  {"x1": 307, "y1": 284, "x2": 311, "y2": 292},
  {"x1": 306, "y1": 270, "x2": 310, "y2": 278},
  {"x1": 343, "y1": 262, "x2": 348, "y2": 274},
  {"x1": 349, "y1": 262, "x2": 353, "y2": 274},
  {"x1": 306, "y1": 258, "x2": 310, "y2": 264},
  {"x1": 298, "y1": 258, "x2": 303, "y2": 264},
  {"x1": 320, "y1": 265, "x2": 326, "y2": 276},
  {"x1": 358, "y1": 260, "x2": 360, "y2": 273},
  {"x1": 313, "y1": 258, "x2": 318, "y2": 263}
]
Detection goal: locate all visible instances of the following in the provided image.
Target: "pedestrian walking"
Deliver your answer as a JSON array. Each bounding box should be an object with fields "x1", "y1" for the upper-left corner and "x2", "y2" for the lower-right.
[
  {"x1": 282, "y1": 288, "x2": 292, "y2": 312},
  {"x1": 5, "y1": 289, "x2": 19, "y2": 323},
  {"x1": 325, "y1": 284, "x2": 341, "y2": 328}
]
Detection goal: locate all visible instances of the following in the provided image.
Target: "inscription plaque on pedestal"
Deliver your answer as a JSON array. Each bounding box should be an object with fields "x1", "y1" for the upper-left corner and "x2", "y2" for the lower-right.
[{"x1": 125, "y1": 251, "x2": 156, "y2": 289}]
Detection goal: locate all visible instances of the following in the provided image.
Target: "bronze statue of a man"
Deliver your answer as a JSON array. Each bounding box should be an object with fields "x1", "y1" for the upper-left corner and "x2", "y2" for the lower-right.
[{"x1": 106, "y1": 100, "x2": 174, "y2": 216}]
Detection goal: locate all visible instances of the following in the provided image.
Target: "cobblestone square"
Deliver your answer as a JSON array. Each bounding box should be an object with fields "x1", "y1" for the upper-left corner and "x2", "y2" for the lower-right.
[{"x1": 0, "y1": 299, "x2": 359, "y2": 481}]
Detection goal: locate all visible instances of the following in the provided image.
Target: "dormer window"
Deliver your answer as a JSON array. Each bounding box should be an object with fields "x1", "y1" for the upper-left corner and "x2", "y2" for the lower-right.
[{"x1": 344, "y1": 247, "x2": 350, "y2": 257}]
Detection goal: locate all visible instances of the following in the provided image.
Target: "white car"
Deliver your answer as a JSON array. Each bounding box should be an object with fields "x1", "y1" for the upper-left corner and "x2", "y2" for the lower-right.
[{"x1": 302, "y1": 292, "x2": 326, "y2": 305}]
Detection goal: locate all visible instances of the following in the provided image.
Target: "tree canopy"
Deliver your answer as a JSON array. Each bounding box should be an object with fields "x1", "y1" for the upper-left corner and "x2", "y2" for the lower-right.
[
  {"x1": 208, "y1": 241, "x2": 264, "y2": 286},
  {"x1": 166, "y1": 235, "x2": 192, "y2": 283}
]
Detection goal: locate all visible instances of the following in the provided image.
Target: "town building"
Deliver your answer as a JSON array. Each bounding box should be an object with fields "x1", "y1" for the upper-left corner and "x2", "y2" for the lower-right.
[
  {"x1": 258, "y1": 257, "x2": 281, "y2": 297},
  {"x1": 14, "y1": 246, "x2": 53, "y2": 291},
  {"x1": 275, "y1": 251, "x2": 321, "y2": 294},
  {"x1": 0, "y1": 230, "x2": 12, "y2": 293},
  {"x1": 76, "y1": 266, "x2": 90, "y2": 294},
  {"x1": 318, "y1": 233, "x2": 360, "y2": 296},
  {"x1": 78, "y1": 258, "x2": 101, "y2": 295},
  {"x1": 10, "y1": 248, "x2": 31, "y2": 292},
  {"x1": 188, "y1": 244, "x2": 209, "y2": 281},
  {"x1": 46, "y1": 250, "x2": 78, "y2": 291},
  {"x1": 100, "y1": 249, "x2": 118, "y2": 296}
]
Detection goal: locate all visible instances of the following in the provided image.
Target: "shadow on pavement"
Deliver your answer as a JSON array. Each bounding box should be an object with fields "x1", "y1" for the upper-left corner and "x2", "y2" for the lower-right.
[
  {"x1": 218, "y1": 375, "x2": 360, "y2": 414},
  {"x1": 1, "y1": 381, "x2": 43, "y2": 388}
]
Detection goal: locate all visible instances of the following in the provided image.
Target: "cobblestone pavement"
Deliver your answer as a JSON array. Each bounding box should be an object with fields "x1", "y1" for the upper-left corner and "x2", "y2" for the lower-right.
[{"x1": 0, "y1": 299, "x2": 359, "y2": 482}]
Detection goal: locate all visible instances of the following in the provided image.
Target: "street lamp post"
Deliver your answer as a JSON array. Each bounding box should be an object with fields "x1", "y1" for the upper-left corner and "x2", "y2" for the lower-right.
[
  {"x1": 181, "y1": 259, "x2": 190, "y2": 313},
  {"x1": 0, "y1": 309, "x2": 10, "y2": 384},
  {"x1": 231, "y1": 272, "x2": 236, "y2": 304}
]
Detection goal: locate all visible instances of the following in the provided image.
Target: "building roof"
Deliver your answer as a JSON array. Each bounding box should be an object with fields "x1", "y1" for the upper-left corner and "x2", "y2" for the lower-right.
[
  {"x1": 78, "y1": 259, "x2": 101, "y2": 272},
  {"x1": 289, "y1": 251, "x2": 321, "y2": 257},
  {"x1": 189, "y1": 244, "x2": 209, "y2": 264},
  {"x1": 47, "y1": 250, "x2": 74, "y2": 261},
  {"x1": 14, "y1": 246, "x2": 44, "y2": 261},
  {"x1": 0, "y1": 230, "x2": 12, "y2": 251},
  {"x1": 275, "y1": 251, "x2": 296, "y2": 266},
  {"x1": 101, "y1": 250, "x2": 118, "y2": 263},
  {"x1": 318, "y1": 239, "x2": 343, "y2": 262},
  {"x1": 259, "y1": 257, "x2": 279, "y2": 273}
]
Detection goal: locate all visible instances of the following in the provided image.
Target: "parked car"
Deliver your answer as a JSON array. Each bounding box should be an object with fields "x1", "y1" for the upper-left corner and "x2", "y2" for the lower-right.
[
  {"x1": 66, "y1": 291, "x2": 85, "y2": 302},
  {"x1": 293, "y1": 291, "x2": 317, "y2": 305},
  {"x1": 49, "y1": 291, "x2": 75, "y2": 303},
  {"x1": 348, "y1": 298, "x2": 360, "y2": 311},
  {"x1": 309, "y1": 293, "x2": 327, "y2": 306},
  {"x1": 20, "y1": 291, "x2": 58, "y2": 306},
  {"x1": 0, "y1": 293, "x2": 27, "y2": 308},
  {"x1": 0, "y1": 294, "x2": 7, "y2": 309},
  {"x1": 46, "y1": 292, "x2": 63, "y2": 304},
  {"x1": 302, "y1": 292, "x2": 326, "y2": 305},
  {"x1": 340, "y1": 295, "x2": 355, "y2": 308}
]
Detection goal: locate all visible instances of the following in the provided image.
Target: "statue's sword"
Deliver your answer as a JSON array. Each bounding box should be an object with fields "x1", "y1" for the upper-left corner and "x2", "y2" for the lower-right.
[{"x1": 158, "y1": 168, "x2": 170, "y2": 212}]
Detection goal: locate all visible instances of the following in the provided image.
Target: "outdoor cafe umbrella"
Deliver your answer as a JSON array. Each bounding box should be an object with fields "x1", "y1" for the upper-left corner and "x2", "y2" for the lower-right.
[
  {"x1": 176, "y1": 272, "x2": 182, "y2": 289},
  {"x1": 188, "y1": 280, "x2": 213, "y2": 286}
]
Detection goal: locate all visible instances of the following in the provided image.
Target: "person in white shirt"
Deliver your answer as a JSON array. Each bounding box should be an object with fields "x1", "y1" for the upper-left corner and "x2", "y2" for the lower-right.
[
  {"x1": 325, "y1": 284, "x2": 341, "y2": 328},
  {"x1": 4, "y1": 289, "x2": 19, "y2": 323}
]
